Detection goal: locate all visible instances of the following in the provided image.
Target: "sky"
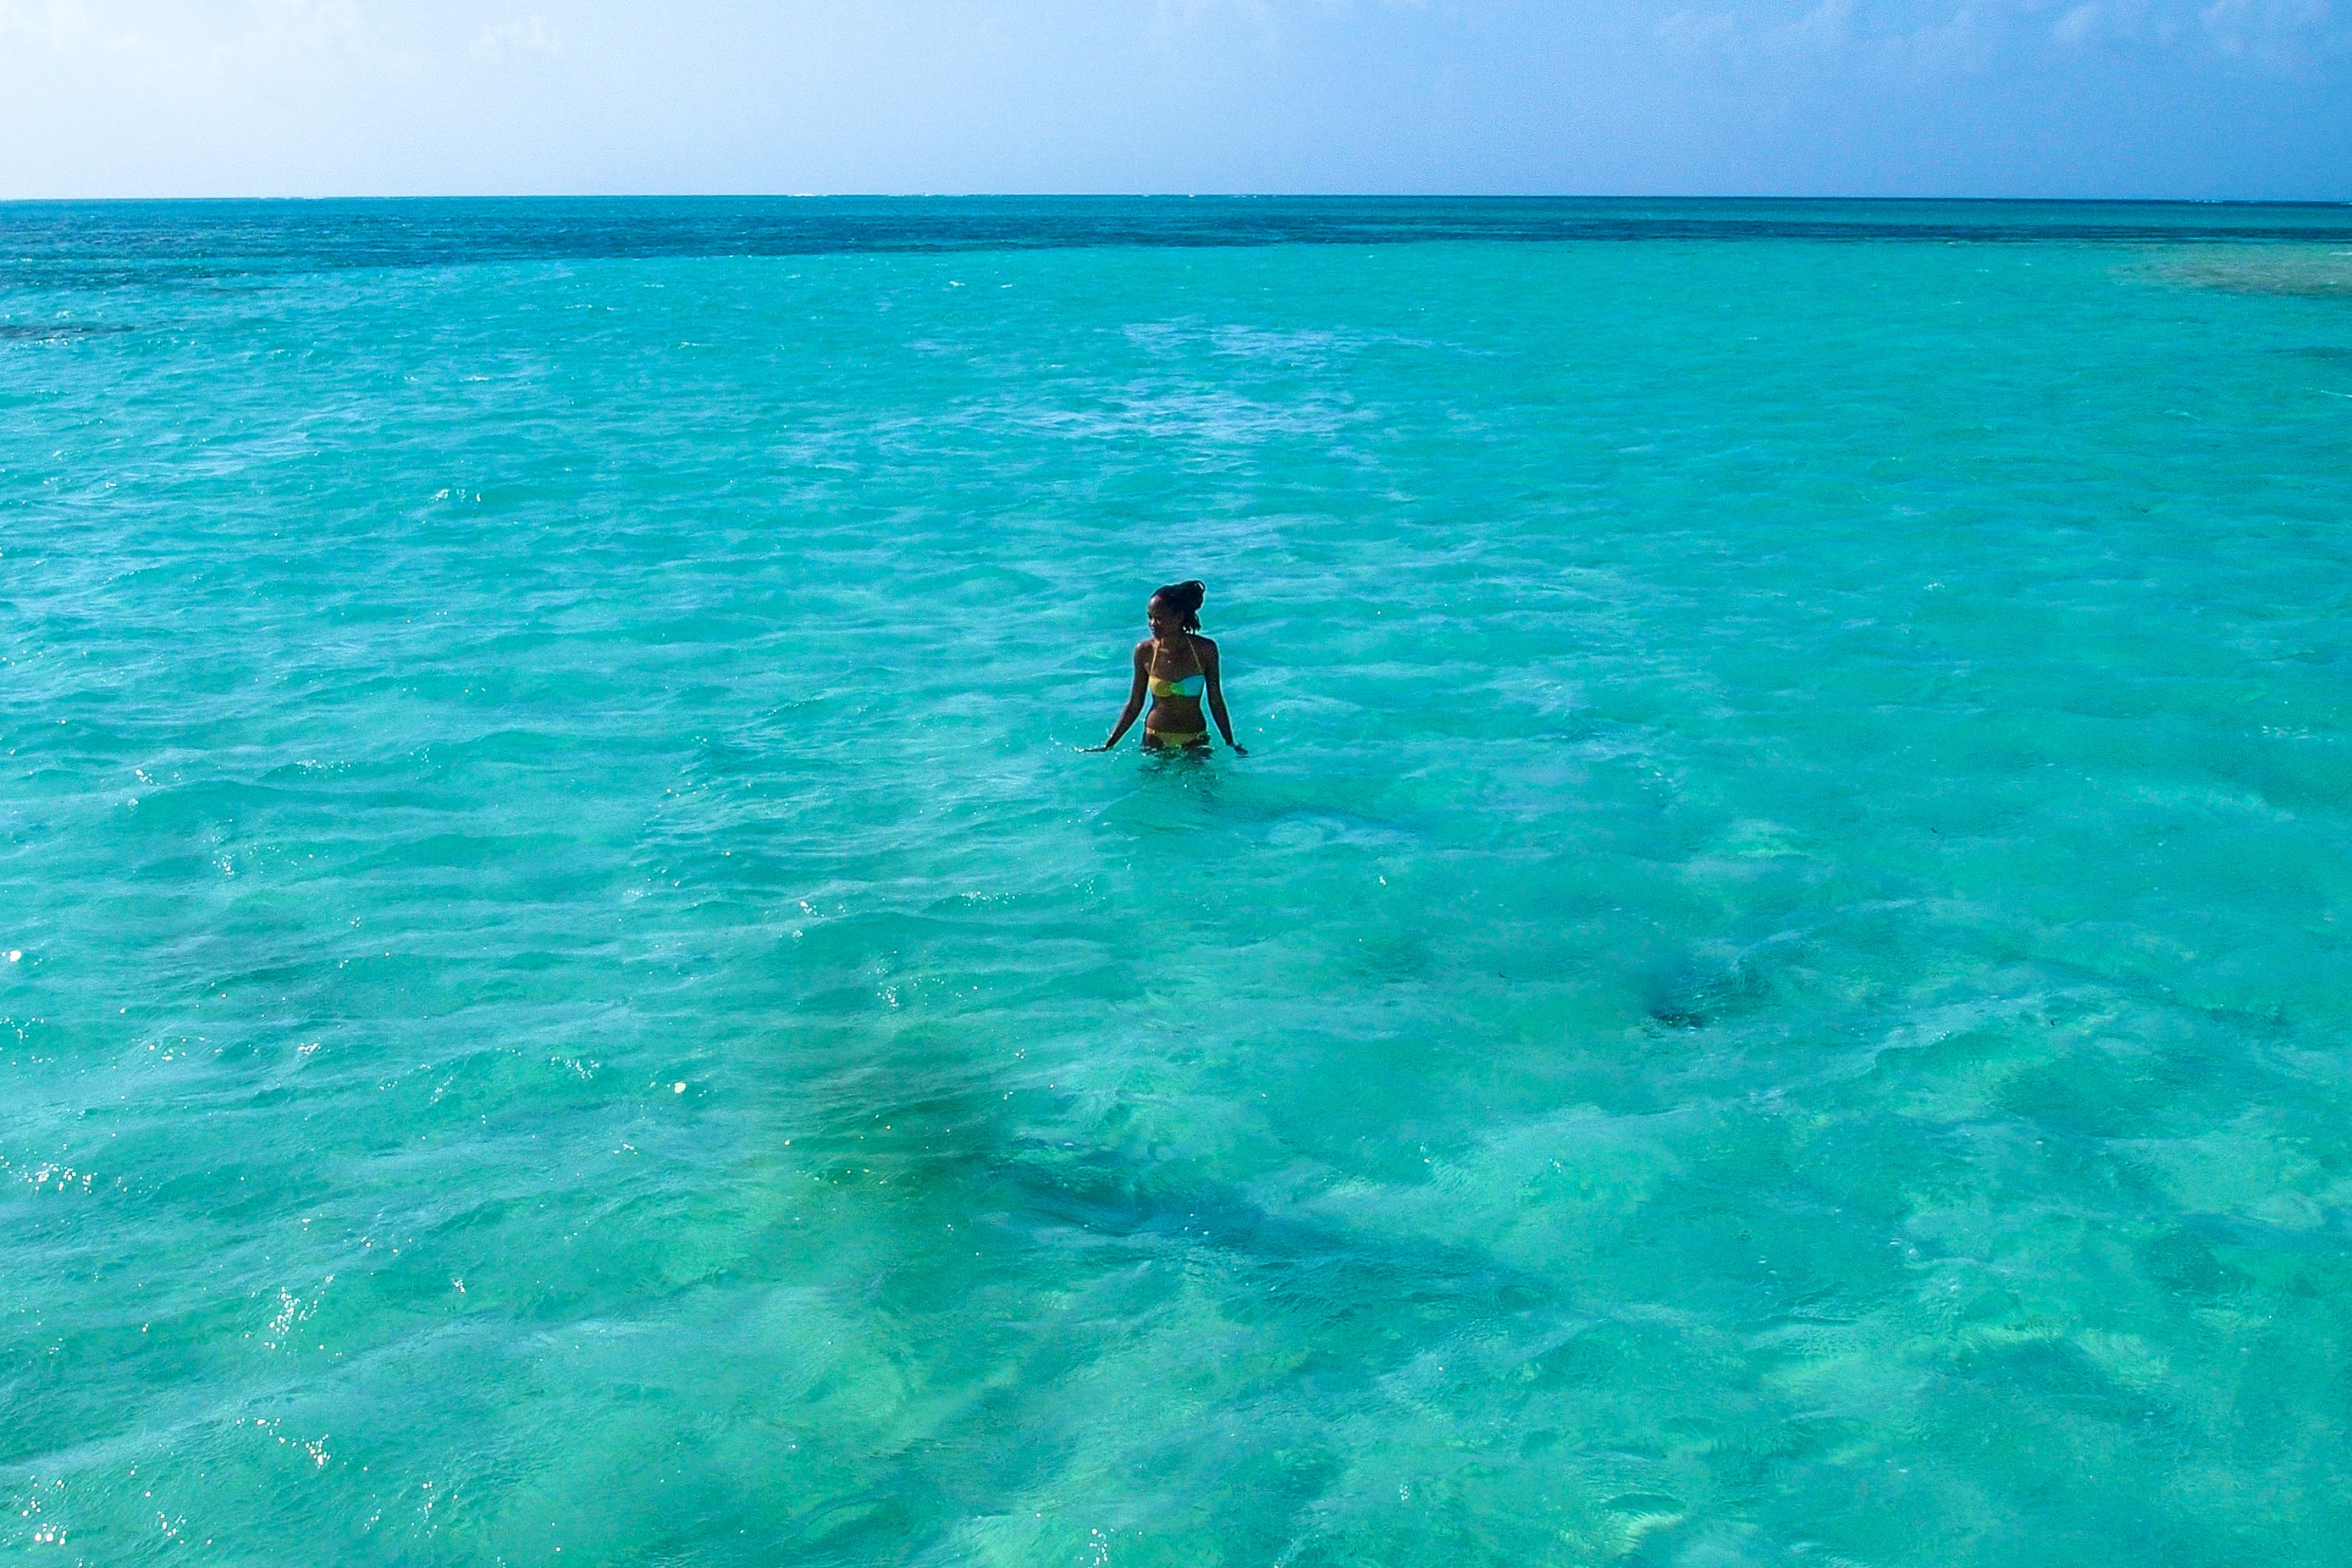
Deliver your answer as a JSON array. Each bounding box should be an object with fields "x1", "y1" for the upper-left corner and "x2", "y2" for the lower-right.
[{"x1": 0, "y1": 0, "x2": 2347, "y2": 199}]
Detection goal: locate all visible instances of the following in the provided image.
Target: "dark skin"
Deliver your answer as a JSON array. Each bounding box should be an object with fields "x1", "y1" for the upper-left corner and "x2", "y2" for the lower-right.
[{"x1": 1085, "y1": 594, "x2": 1246, "y2": 754}]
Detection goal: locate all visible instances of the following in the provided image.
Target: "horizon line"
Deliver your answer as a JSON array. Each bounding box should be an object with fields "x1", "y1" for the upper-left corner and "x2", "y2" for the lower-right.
[{"x1": 5, "y1": 191, "x2": 2350, "y2": 208}]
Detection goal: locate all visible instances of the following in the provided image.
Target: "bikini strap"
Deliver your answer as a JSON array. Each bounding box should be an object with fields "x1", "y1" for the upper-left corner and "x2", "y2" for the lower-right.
[{"x1": 1154, "y1": 632, "x2": 1203, "y2": 681}]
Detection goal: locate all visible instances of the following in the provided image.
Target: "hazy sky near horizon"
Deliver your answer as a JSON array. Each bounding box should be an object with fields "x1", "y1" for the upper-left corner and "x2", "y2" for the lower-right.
[{"x1": 2, "y1": 0, "x2": 2347, "y2": 199}]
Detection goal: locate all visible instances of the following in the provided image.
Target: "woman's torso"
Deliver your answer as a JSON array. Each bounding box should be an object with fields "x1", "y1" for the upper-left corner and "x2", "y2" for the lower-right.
[{"x1": 1144, "y1": 635, "x2": 1206, "y2": 732}]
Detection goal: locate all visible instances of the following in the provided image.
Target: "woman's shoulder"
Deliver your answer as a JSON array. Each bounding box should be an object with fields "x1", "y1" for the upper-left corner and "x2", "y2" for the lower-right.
[
  {"x1": 1132, "y1": 638, "x2": 1156, "y2": 663},
  {"x1": 1190, "y1": 634, "x2": 1220, "y2": 660}
]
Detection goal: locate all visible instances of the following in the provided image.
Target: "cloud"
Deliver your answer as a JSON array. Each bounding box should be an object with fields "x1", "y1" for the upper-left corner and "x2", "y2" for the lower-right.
[
  {"x1": 1654, "y1": 0, "x2": 2348, "y2": 70},
  {"x1": 1657, "y1": 0, "x2": 2007, "y2": 70},
  {"x1": 0, "y1": 0, "x2": 152, "y2": 58},
  {"x1": 0, "y1": 0, "x2": 393, "y2": 86},
  {"x1": 0, "y1": 0, "x2": 83, "y2": 47},
  {"x1": 2198, "y1": 0, "x2": 2340, "y2": 66},
  {"x1": 469, "y1": 14, "x2": 555, "y2": 62},
  {"x1": 0, "y1": 3, "x2": 554, "y2": 76}
]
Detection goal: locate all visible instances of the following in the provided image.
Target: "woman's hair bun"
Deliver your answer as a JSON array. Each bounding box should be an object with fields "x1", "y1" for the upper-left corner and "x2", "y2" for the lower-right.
[{"x1": 1152, "y1": 579, "x2": 1206, "y2": 630}]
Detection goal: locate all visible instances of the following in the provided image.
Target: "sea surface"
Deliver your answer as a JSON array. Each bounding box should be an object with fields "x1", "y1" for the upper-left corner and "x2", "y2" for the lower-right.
[{"x1": 5, "y1": 197, "x2": 2352, "y2": 1566}]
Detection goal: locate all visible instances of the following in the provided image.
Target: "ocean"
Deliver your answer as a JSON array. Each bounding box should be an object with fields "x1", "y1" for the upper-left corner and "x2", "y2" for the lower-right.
[{"x1": 5, "y1": 197, "x2": 2350, "y2": 1565}]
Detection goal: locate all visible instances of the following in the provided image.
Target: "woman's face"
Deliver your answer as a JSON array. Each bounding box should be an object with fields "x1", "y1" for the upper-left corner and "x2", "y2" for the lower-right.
[{"x1": 1146, "y1": 598, "x2": 1182, "y2": 638}]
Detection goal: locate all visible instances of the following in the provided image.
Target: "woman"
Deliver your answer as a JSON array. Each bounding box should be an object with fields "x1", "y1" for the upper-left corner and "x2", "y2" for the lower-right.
[{"x1": 1086, "y1": 580, "x2": 1247, "y2": 754}]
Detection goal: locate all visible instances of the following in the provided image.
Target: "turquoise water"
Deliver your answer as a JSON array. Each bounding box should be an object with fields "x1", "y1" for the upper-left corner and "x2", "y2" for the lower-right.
[{"x1": 6, "y1": 199, "x2": 2352, "y2": 1565}]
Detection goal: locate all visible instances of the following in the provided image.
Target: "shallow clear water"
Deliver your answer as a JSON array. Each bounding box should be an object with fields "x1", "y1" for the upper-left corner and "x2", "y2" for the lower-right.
[{"x1": 5, "y1": 199, "x2": 2351, "y2": 1566}]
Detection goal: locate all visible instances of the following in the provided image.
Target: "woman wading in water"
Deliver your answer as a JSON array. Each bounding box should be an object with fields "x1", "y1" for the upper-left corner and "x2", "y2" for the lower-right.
[{"x1": 1086, "y1": 580, "x2": 1246, "y2": 754}]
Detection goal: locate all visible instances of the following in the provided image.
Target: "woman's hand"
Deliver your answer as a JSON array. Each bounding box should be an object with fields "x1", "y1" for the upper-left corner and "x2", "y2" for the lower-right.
[{"x1": 1229, "y1": 743, "x2": 1250, "y2": 756}]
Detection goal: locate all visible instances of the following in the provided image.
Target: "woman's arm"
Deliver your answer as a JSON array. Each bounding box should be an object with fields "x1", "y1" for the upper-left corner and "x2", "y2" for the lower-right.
[
  {"x1": 1084, "y1": 644, "x2": 1151, "y2": 751},
  {"x1": 1201, "y1": 639, "x2": 1247, "y2": 754}
]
